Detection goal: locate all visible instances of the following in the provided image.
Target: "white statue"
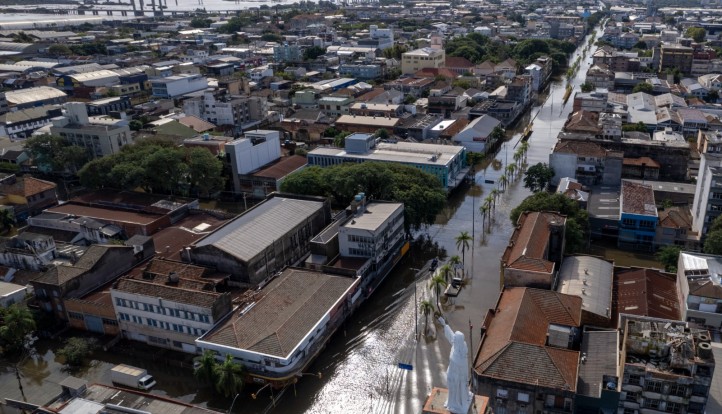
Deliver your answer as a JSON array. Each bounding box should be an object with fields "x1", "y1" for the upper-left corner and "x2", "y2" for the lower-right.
[{"x1": 438, "y1": 317, "x2": 473, "y2": 414}]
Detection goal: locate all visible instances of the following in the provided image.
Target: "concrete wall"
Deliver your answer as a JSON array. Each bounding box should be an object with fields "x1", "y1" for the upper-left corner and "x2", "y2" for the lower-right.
[{"x1": 503, "y1": 267, "x2": 554, "y2": 289}]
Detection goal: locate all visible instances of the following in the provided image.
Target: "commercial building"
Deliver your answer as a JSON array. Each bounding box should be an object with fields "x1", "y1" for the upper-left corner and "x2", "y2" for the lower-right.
[
  {"x1": 556, "y1": 255, "x2": 614, "y2": 327},
  {"x1": 451, "y1": 114, "x2": 501, "y2": 153},
  {"x1": 659, "y1": 43, "x2": 694, "y2": 74},
  {"x1": 50, "y1": 102, "x2": 133, "y2": 158},
  {"x1": 187, "y1": 194, "x2": 332, "y2": 284},
  {"x1": 618, "y1": 180, "x2": 658, "y2": 251},
  {"x1": 501, "y1": 211, "x2": 566, "y2": 289},
  {"x1": 225, "y1": 130, "x2": 282, "y2": 194},
  {"x1": 0, "y1": 105, "x2": 62, "y2": 140},
  {"x1": 4, "y1": 86, "x2": 67, "y2": 109},
  {"x1": 549, "y1": 139, "x2": 623, "y2": 186},
  {"x1": 110, "y1": 258, "x2": 232, "y2": 354},
  {"x1": 618, "y1": 316, "x2": 714, "y2": 414},
  {"x1": 182, "y1": 91, "x2": 266, "y2": 130},
  {"x1": 307, "y1": 133, "x2": 468, "y2": 191},
  {"x1": 196, "y1": 267, "x2": 360, "y2": 384},
  {"x1": 401, "y1": 47, "x2": 445, "y2": 75},
  {"x1": 150, "y1": 74, "x2": 208, "y2": 98},
  {"x1": 692, "y1": 153, "x2": 722, "y2": 236},
  {"x1": 678, "y1": 251, "x2": 722, "y2": 327},
  {"x1": 473, "y1": 287, "x2": 582, "y2": 414},
  {"x1": 612, "y1": 267, "x2": 682, "y2": 326}
]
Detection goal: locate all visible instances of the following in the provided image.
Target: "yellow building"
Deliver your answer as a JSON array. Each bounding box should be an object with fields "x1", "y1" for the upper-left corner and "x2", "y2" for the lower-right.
[{"x1": 401, "y1": 47, "x2": 446, "y2": 75}]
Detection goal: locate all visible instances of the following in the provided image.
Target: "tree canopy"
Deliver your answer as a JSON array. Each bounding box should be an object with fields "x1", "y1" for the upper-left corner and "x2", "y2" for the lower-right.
[
  {"x1": 523, "y1": 162, "x2": 555, "y2": 193},
  {"x1": 280, "y1": 162, "x2": 446, "y2": 231},
  {"x1": 24, "y1": 134, "x2": 89, "y2": 174},
  {"x1": 510, "y1": 192, "x2": 589, "y2": 253},
  {"x1": 656, "y1": 245, "x2": 681, "y2": 272},
  {"x1": 704, "y1": 215, "x2": 722, "y2": 255},
  {"x1": 686, "y1": 27, "x2": 706, "y2": 43},
  {"x1": 632, "y1": 82, "x2": 654, "y2": 94},
  {"x1": 78, "y1": 140, "x2": 224, "y2": 197}
]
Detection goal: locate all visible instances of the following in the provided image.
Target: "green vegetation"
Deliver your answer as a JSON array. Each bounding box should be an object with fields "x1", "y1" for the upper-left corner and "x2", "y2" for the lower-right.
[
  {"x1": 632, "y1": 82, "x2": 654, "y2": 94},
  {"x1": 303, "y1": 46, "x2": 326, "y2": 61},
  {"x1": 622, "y1": 121, "x2": 649, "y2": 133},
  {"x1": 69, "y1": 41, "x2": 107, "y2": 56},
  {"x1": 280, "y1": 162, "x2": 446, "y2": 231},
  {"x1": 0, "y1": 304, "x2": 35, "y2": 356},
  {"x1": 190, "y1": 16, "x2": 213, "y2": 28},
  {"x1": 24, "y1": 134, "x2": 89, "y2": 174},
  {"x1": 455, "y1": 231, "x2": 472, "y2": 273},
  {"x1": 57, "y1": 337, "x2": 98, "y2": 367},
  {"x1": 510, "y1": 192, "x2": 589, "y2": 253},
  {"x1": 656, "y1": 245, "x2": 682, "y2": 272},
  {"x1": 686, "y1": 26, "x2": 706, "y2": 43},
  {"x1": 704, "y1": 215, "x2": 722, "y2": 255},
  {"x1": 523, "y1": 162, "x2": 555, "y2": 193},
  {"x1": 194, "y1": 351, "x2": 246, "y2": 397},
  {"x1": 580, "y1": 82, "x2": 594, "y2": 92},
  {"x1": 78, "y1": 139, "x2": 224, "y2": 197}
]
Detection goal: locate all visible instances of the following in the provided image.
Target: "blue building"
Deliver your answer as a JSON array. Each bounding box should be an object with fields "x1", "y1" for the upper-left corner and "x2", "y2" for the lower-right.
[
  {"x1": 307, "y1": 133, "x2": 469, "y2": 191},
  {"x1": 618, "y1": 180, "x2": 658, "y2": 251}
]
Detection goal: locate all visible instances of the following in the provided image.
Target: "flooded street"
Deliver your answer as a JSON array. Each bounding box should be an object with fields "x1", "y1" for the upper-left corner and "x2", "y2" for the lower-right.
[{"x1": 0, "y1": 22, "x2": 655, "y2": 414}]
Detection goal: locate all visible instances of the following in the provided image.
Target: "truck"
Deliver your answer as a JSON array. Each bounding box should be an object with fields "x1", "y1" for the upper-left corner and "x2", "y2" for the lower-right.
[{"x1": 110, "y1": 364, "x2": 156, "y2": 390}]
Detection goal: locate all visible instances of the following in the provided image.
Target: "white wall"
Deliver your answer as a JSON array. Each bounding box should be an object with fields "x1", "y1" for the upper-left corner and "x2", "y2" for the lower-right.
[{"x1": 227, "y1": 130, "x2": 281, "y2": 192}]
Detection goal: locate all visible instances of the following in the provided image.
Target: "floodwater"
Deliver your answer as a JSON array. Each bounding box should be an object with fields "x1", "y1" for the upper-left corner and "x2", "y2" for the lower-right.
[{"x1": 0, "y1": 22, "x2": 657, "y2": 414}]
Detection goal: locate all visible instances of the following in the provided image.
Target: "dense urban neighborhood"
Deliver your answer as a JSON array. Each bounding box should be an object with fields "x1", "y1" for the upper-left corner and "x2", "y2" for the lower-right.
[{"x1": 4, "y1": 0, "x2": 722, "y2": 413}]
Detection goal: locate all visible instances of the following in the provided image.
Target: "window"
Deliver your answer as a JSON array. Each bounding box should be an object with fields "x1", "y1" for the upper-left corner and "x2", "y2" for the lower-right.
[
  {"x1": 102, "y1": 318, "x2": 118, "y2": 326},
  {"x1": 628, "y1": 374, "x2": 642, "y2": 385},
  {"x1": 666, "y1": 402, "x2": 681, "y2": 413},
  {"x1": 625, "y1": 391, "x2": 639, "y2": 402},
  {"x1": 643, "y1": 399, "x2": 660, "y2": 409},
  {"x1": 68, "y1": 312, "x2": 83, "y2": 320},
  {"x1": 669, "y1": 384, "x2": 686, "y2": 397},
  {"x1": 646, "y1": 381, "x2": 663, "y2": 393},
  {"x1": 622, "y1": 218, "x2": 636, "y2": 226},
  {"x1": 496, "y1": 388, "x2": 508, "y2": 399},
  {"x1": 517, "y1": 392, "x2": 529, "y2": 403}
]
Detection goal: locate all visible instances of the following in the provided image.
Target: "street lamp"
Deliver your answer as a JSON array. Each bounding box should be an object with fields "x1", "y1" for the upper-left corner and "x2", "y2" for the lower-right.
[
  {"x1": 251, "y1": 383, "x2": 276, "y2": 407},
  {"x1": 227, "y1": 393, "x2": 240, "y2": 414}
]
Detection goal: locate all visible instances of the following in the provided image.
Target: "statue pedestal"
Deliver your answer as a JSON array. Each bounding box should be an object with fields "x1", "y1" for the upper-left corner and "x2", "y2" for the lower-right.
[{"x1": 421, "y1": 388, "x2": 489, "y2": 414}]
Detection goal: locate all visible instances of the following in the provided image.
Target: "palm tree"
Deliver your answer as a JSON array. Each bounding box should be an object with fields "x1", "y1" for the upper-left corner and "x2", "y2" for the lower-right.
[
  {"x1": 455, "y1": 231, "x2": 472, "y2": 272},
  {"x1": 513, "y1": 150, "x2": 522, "y2": 169},
  {"x1": 194, "y1": 350, "x2": 218, "y2": 387},
  {"x1": 498, "y1": 174, "x2": 508, "y2": 191},
  {"x1": 0, "y1": 304, "x2": 36, "y2": 354},
  {"x1": 479, "y1": 203, "x2": 490, "y2": 238},
  {"x1": 491, "y1": 188, "x2": 500, "y2": 205},
  {"x1": 214, "y1": 354, "x2": 245, "y2": 398},
  {"x1": 420, "y1": 300, "x2": 435, "y2": 336},
  {"x1": 429, "y1": 275, "x2": 448, "y2": 312},
  {"x1": 439, "y1": 264, "x2": 453, "y2": 283},
  {"x1": 519, "y1": 141, "x2": 529, "y2": 163},
  {"x1": 484, "y1": 195, "x2": 495, "y2": 215},
  {"x1": 448, "y1": 255, "x2": 462, "y2": 278},
  {"x1": 506, "y1": 163, "x2": 517, "y2": 181}
]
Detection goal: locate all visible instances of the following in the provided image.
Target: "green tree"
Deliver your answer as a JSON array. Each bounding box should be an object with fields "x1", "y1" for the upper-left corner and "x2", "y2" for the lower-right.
[
  {"x1": 0, "y1": 304, "x2": 36, "y2": 401},
  {"x1": 375, "y1": 128, "x2": 389, "y2": 139},
  {"x1": 454, "y1": 231, "x2": 472, "y2": 273},
  {"x1": 280, "y1": 163, "x2": 446, "y2": 231},
  {"x1": 704, "y1": 230, "x2": 722, "y2": 255},
  {"x1": 511, "y1": 192, "x2": 589, "y2": 253},
  {"x1": 632, "y1": 82, "x2": 654, "y2": 94},
  {"x1": 194, "y1": 349, "x2": 219, "y2": 386},
  {"x1": 686, "y1": 27, "x2": 706, "y2": 43},
  {"x1": 186, "y1": 148, "x2": 224, "y2": 198},
  {"x1": 419, "y1": 300, "x2": 435, "y2": 337},
  {"x1": 428, "y1": 274, "x2": 448, "y2": 312},
  {"x1": 303, "y1": 45, "x2": 326, "y2": 61},
  {"x1": 439, "y1": 264, "x2": 453, "y2": 283},
  {"x1": 190, "y1": 16, "x2": 212, "y2": 28},
  {"x1": 0, "y1": 208, "x2": 14, "y2": 234},
  {"x1": 448, "y1": 255, "x2": 461, "y2": 278},
  {"x1": 523, "y1": 162, "x2": 555, "y2": 193},
  {"x1": 57, "y1": 337, "x2": 97, "y2": 366},
  {"x1": 622, "y1": 121, "x2": 649, "y2": 133},
  {"x1": 47, "y1": 44, "x2": 72, "y2": 57},
  {"x1": 633, "y1": 41, "x2": 648, "y2": 50},
  {"x1": 708, "y1": 89, "x2": 719, "y2": 103},
  {"x1": 24, "y1": 134, "x2": 88, "y2": 174},
  {"x1": 129, "y1": 120, "x2": 143, "y2": 131},
  {"x1": 214, "y1": 354, "x2": 245, "y2": 398},
  {"x1": 656, "y1": 245, "x2": 682, "y2": 272},
  {"x1": 580, "y1": 82, "x2": 594, "y2": 93}
]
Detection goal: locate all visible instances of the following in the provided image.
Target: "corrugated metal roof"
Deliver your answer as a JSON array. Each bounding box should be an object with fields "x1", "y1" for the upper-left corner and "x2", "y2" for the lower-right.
[
  {"x1": 195, "y1": 196, "x2": 325, "y2": 262},
  {"x1": 5, "y1": 86, "x2": 66, "y2": 105}
]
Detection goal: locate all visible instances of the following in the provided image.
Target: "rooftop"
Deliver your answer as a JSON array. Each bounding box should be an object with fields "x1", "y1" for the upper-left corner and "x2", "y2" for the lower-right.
[
  {"x1": 201, "y1": 267, "x2": 358, "y2": 359},
  {"x1": 613, "y1": 267, "x2": 681, "y2": 323},
  {"x1": 5, "y1": 86, "x2": 66, "y2": 106},
  {"x1": 309, "y1": 140, "x2": 464, "y2": 167},
  {"x1": 620, "y1": 180, "x2": 657, "y2": 217},
  {"x1": 556, "y1": 256, "x2": 613, "y2": 319},
  {"x1": 474, "y1": 288, "x2": 582, "y2": 391},
  {"x1": 341, "y1": 202, "x2": 403, "y2": 232},
  {"x1": 193, "y1": 195, "x2": 325, "y2": 262},
  {"x1": 576, "y1": 329, "x2": 619, "y2": 398},
  {"x1": 502, "y1": 211, "x2": 565, "y2": 274}
]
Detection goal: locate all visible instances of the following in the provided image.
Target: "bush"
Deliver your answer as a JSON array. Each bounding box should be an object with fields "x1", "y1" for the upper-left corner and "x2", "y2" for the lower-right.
[{"x1": 57, "y1": 337, "x2": 98, "y2": 366}]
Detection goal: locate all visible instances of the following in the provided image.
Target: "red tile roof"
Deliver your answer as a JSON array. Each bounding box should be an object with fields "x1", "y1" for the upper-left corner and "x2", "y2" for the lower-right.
[
  {"x1": 622, "y1": 157, "x2": 660, "y2": 168},
  {"x1": 253, "y1": 155, "x2": 307, "y2": 180},
  {"x1": 502, "y1": 211, "x2": 565, "y2": 273},
  {"x1": 445, "y1": 56, "x2": 474, "y2": 68},
  {"x1": 475, "y1": 288, "x2": 582, "y2": 391},
  {"x1": 613, "y1": 268, "x2": 681, "y2": 323},
  {"x1": 553, "y1": 140, "x2": 610, "y2": 158},
  {"x1": 2, "y1": 176, "x2": 56, "y2": 198},
  {"x1": 620, "y1": 180, "x2": 656, "y2": 216}
]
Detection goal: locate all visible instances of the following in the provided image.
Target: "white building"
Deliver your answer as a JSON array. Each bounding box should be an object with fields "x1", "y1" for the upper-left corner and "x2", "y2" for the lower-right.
[
  {"x1": 150, "y1": 74, "x2": 208, "y2": 98},
  {"x1": 369, "y1": 25, "x2": 394, "y2": 49},
  {"x1": 339, "y1": 201, "x2": 404, "y2": 264},
  {"x1": 182, "y1": 91, "x2": 266, "y2": 130},
  {"x1": 401, "y1": 45, "x2": 445, "y2": 75},
  {"x1": 451, "y1": 114, "x2": 501, "y2": 153},
  {"x1": 677, "y1": 251, "x2": 722, "y2": 327},
  {"x1": 111, "y1": 259, "x2": 232, "y2": 354},
  {"x1": 49, "y1": 102, "x2": 133, "y2": 158},
  {"x1": 0, "y1": 281, "x2": 26, "y2": 308},
  {"x1": 226, "y1": 130, "x2": 281, "y2": 193},
  {"x1": 692, "y1": 152, "x2": 722, "y2": 235},
  {"x1": 248, "y1": 65, "x2": 273, "y2": 82}
]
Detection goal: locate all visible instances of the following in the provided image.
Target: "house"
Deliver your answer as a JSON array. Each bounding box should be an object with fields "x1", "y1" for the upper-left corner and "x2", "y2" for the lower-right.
[
  {"x1": 110, "y1": 258, "x2": 232, "y2": 353},
  {"x1": 444, "y1": 56, "x2": 474, "y2": 75},
  {"x1": 501, "y1": 211, "x2": 566, "y2": 289},
  {"x1": 0, "y1": 175, "x2": 58, "y2": 219},
  {"x1": 564, "y1": 110, "x2": 601, "y2": 135},
  {"x1": 556, "y1": 177, "x2": 589, "y2": 209},
  {"x1": 186, "y1": 194, "x2": 332, "y2": 284},
  {"x1": 451, "y1": 114, "x2": 501, "y2": 153},
  {"x1": 0, "y1": 280, "x2": 26, "y2": 307},
  {"x1": 474, "y1": 287, "x2": 582, "y2": 414},
  {"x1": 656, "y1": 206, "x2": 695, "y2": 249},
  {"x1": 622, "y1": 157, "x2": 660, "y2": 181},
  {"x1": 31, "y1": 237, "x2": 155, "y2": 322},
  {"x1": 549, "y1": 140, "x2": 623, "y2": 186},
  {"x1": 618, "y1": 180, "x2": 657, "y2": 251}
]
